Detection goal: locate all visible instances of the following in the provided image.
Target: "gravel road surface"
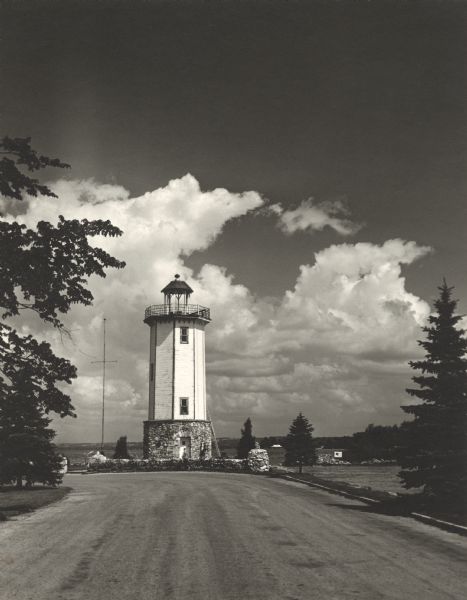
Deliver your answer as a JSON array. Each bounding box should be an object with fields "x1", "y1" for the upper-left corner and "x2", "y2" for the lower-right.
[{"x1": 1, "y1": 472, "x2": 466, "y2": 600}]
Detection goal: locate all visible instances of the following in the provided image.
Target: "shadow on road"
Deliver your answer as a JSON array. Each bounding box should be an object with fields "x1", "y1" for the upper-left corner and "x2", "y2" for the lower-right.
[
  {"x1": 326, "y1": 495, "x2": 467, "y2": 531},
  {"x1": 325, "y1": 500, "x2": 414, "y2": 517}
]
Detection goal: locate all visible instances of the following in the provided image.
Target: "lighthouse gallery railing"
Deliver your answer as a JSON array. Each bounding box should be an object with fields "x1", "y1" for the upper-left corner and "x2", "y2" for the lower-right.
[{"x1": 144, "y1": 304, "x2": 211, "y2": 321}]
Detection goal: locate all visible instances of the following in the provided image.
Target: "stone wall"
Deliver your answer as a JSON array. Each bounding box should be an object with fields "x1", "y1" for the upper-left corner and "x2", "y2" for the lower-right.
[
  {"x1": 87, "y1": 458, "x2": 249, "y2": 473},
  {"x1": 247, "y1": 448, "x2": 270, "y2": 473},
  {"x1": 143, "y1": 420, "x2": 212, "y2": 460}
]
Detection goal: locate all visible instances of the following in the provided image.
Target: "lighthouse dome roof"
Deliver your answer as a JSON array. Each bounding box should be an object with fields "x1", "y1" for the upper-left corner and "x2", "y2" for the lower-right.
[{"x1": 161, "y1": 274, "x2": 194, "y2": 295}]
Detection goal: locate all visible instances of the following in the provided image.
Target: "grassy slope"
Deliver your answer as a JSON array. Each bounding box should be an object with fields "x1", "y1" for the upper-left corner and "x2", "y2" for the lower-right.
[
  {"x1": 278, "y1": 470, "x2": 467, "y2": 527},
  {"x1": 0, "y1": 486, "x2": 71, "y2": 521}
]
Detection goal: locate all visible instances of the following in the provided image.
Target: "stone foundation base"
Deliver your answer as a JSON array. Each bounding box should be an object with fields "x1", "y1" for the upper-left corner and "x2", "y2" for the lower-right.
[{"x1": 143, "y1": 420, "x2": 212, "y2": 460}]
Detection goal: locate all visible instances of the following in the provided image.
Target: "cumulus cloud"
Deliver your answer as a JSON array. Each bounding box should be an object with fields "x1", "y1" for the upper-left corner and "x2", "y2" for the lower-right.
[
  {"x1": 3, "y1": 175, "x2": 264, "y2": 440},
  {"x1": 2, "y1": 175, "x2": 434, "y2": 440},
  {"x1": 271, "y1": 197, "x2": 362, "y2": 236},
  {"x1": 199, "y1": 239, "x2": 433, "y2": 435},
  {"x1": 276, "y1": 239, "x2": 432, "y2": 354}
]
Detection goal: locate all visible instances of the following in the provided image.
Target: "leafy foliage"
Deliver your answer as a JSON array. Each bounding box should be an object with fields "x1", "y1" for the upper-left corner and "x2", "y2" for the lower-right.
[
  {"x1": 398, "y1": 281, "x2": 467, "y2": 505},
  {"x1": 260, "y1": 436, "x2": 282, "y2": 448},
  {"x1": 284, "y1": 412, "x2": 316, "y2": 473},
  {"x1": 0, "y1": 330, "x2": 71, "y2": 487},
  {"x1": 113, "y1": 436, "x2": 132, "y2": 459},
  {"x1": 1, "y1": 219, "x2": 124, "y2": 329},
  {"x1": 0, "y1": 136, "x2": 69, "y2": 200},
  {"x1": 0, "y1": 433, "x2": 63, "y2": 488},
  {"x1": 236, "y1": 417, "x2": 256, "y2": 459},
  {"x1": 0, "y1": 137, "x2": 125, "y2": 487}
]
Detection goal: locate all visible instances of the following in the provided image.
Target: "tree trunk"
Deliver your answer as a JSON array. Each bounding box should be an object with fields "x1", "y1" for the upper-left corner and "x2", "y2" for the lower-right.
[
  {"x1": 298, "y1": 461, "x2": 303, "y2": 474},
  {"x1": 16, "y1": 476, "x2": 23, "y2": 489}
]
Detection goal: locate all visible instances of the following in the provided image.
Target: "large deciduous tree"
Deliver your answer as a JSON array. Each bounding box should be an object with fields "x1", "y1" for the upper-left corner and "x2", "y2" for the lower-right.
[
  {"x1": 398, "y1": 281, "x2": 467, "y2": 507},
  {"x1": 237, "y1": 417, "x2": 256, "y2": 459},
  {"x1": 284, "y1": 412, "x2": 316, "y2": 473},
  {"x1": 0, "y1": 136, "x2": 125, "y2": 487}
]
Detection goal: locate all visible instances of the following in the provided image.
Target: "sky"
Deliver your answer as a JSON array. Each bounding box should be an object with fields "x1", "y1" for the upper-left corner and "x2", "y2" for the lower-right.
[{"x1": 1, "y1": 0, "x2": 466, "y2": 442}]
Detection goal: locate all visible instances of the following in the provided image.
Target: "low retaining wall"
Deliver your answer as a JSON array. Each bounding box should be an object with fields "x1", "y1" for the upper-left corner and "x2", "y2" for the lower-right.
[{"x1": 87, "y1": 457, "x2": 251, "y2": 473}]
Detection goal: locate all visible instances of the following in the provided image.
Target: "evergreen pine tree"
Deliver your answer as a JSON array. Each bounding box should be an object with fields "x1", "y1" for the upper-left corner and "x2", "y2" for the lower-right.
[
  {"x1": 398, "y1": 281, "x2": 467, "y2": 507},
  {"x1": 237, "y1": 417, "x2": 256, "y2": 458},
  {"x1": 113, "y1": 436, "x2": 131, "y2": 459},
  {"x1": 284, "y1": 413, "x2": 316, "y2": 473}
]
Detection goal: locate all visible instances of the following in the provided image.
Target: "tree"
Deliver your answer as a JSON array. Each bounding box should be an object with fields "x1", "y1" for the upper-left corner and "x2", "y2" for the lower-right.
[
  {"x1": 398, "y1": 281, "x2": 467, "y2": 507},
  {"x1": 0, "y1": 136, "x2": 70, "y2": 201},
  {"x1": 237, "y1": 417, "x2": 256, "y2": 458},
  {"x1": 351, "y1": 424, "x2": 401, "y2": 462},
  {"x1": 0, "y1": 137, "x2": 125, "y2": 487},
  {"x1": 284, "y1": 413, "x2": 316, "y2": 473},
  {"x1": 0, "y1": 330, "x2": 75, "y2": 487},
  {"x1": 113, "y1": 436, "x2": 131, "y2": 459},
  {"x1": 260, "y1": 436, "x2": 281, "y2": 448}
]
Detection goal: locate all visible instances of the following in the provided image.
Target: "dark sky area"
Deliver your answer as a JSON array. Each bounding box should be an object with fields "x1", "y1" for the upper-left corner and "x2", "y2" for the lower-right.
[
  {"x1": 1, "y1": 0, "x2": 467, "y2": 440},
  {"x1": 2, "y1": 0, "x2": 466, "y2": 304}
]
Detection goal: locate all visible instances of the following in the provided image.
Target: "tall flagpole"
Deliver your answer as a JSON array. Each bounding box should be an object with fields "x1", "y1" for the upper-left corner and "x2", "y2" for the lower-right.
[
  {"x1": 91, "y1": 318, "x2": 117, "y2": 453},
  {"x1": 101, "y1": 318, "x2": 106, "y2": 451}
]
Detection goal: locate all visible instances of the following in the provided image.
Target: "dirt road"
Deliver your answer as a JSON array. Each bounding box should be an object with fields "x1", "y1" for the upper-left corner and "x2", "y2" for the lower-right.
[{"x1": 1, "y1": 472, "x2": 466, "y2": 599}]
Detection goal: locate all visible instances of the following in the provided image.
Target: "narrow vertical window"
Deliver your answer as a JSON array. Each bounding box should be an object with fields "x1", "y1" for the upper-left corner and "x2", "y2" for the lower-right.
[
  {"x1": 180, "y1": 397, "x2": 189, "y2": 415},
  {"x1": 180, "y1": 326, "x2": 189, "y2": 344},
  {"x1": 150, "y1": 363, "x2": 154, "y2": 381}
]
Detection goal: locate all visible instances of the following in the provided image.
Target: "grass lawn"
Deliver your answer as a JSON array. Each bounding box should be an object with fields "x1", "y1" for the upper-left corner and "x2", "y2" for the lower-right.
[
  {"x1": 278, "y1": 470, "x2": 467, "y2": 527},
  {"x1": 0, "y1": 486, "x2": 71, "y2": 521}
]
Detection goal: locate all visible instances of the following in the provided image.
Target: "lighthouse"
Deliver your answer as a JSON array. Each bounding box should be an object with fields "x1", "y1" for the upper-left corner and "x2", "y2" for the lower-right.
[{"x1": 143, "y1": 275, "x2": 212, "y2": 460}]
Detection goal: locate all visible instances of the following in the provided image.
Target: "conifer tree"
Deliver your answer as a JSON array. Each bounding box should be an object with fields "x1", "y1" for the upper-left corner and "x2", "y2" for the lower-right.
[
  {"x1": 113, "y1": 436, "x2": 131, "y2": 459},
  {"x1": 284, "y1": 412, "x2": 316, "y2": 473},
  {"x1": 237, "y1": 417, "x2": 256, "y2": 458},
  {"x1": 399, "y1": 281, "x2": 467, "y2": 506}
]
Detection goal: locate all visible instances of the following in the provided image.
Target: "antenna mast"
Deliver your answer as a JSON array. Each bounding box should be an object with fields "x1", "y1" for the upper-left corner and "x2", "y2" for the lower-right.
[{"x1": 92, "y1": 318, "x2": 117, "y2": 452}]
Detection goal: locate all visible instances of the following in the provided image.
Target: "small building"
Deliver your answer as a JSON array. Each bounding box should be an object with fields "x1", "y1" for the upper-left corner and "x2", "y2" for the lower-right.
[
  {"x1": 316, "y1": 448, "x2": 346, "y2": 463},
  {"x1": 143, "y1": 275, "x2": 212, "y2": 460}
]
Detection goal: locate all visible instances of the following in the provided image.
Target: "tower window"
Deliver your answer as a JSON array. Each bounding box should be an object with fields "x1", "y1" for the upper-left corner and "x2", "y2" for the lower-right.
[
  {"x1": 180, "y1": 327, "x2": 189, "y2": 344},
  {"x1": 180, "y1": 397, "x2": 189, "y2": 415}
]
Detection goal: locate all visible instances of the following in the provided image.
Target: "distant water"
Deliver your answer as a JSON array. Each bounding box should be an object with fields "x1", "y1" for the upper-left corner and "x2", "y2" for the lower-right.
[{"x1": 57, "y1": 442, "x2": 144, "y2": 465}]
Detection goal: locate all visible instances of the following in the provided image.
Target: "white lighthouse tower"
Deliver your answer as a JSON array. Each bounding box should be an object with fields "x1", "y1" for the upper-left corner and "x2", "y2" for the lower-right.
[{"x1": 143, "y1": 275, "x2": 212, "y2": 460}]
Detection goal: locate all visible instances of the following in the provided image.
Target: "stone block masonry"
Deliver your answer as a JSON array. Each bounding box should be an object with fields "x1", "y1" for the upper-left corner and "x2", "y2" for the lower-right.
[
  {"x1": 143, "y1": 420, "x2": 212, "y2": 460},
  {"x1": 247, "y1": 448, "x2": 270, "y2": 473}
]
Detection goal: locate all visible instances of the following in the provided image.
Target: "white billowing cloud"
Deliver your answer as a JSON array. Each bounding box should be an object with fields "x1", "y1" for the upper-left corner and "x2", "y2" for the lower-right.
[
  {"x1": 193, "y1": 264, "x2": 274, "y2": 358},
  {"x1": 3, "y1": 175, "x2": 264, "y2": 441},
  {"x1": 272, "y1": 198, "x2": 362, "y2": 236},
  {"x1": 2, "y1": 174, "x2": 434, "y2": 440},
  {"x1": 275, "y1": 240, "x2": 432, "y2": 354},
  {"x1": 8, "y1": 174, "x2": 264, "y2": 337},
  {"x1": 198, "y1": 239, "x2": 433, "y2": 435},
  {"x1": 15, "y1": 174, "x2": 263, "y2": 281}
]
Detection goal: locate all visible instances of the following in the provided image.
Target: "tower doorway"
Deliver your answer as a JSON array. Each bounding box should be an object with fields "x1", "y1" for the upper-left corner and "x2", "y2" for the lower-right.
[{"x1": 179, "y1": 437, "x2": 191, "y2": 459}]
